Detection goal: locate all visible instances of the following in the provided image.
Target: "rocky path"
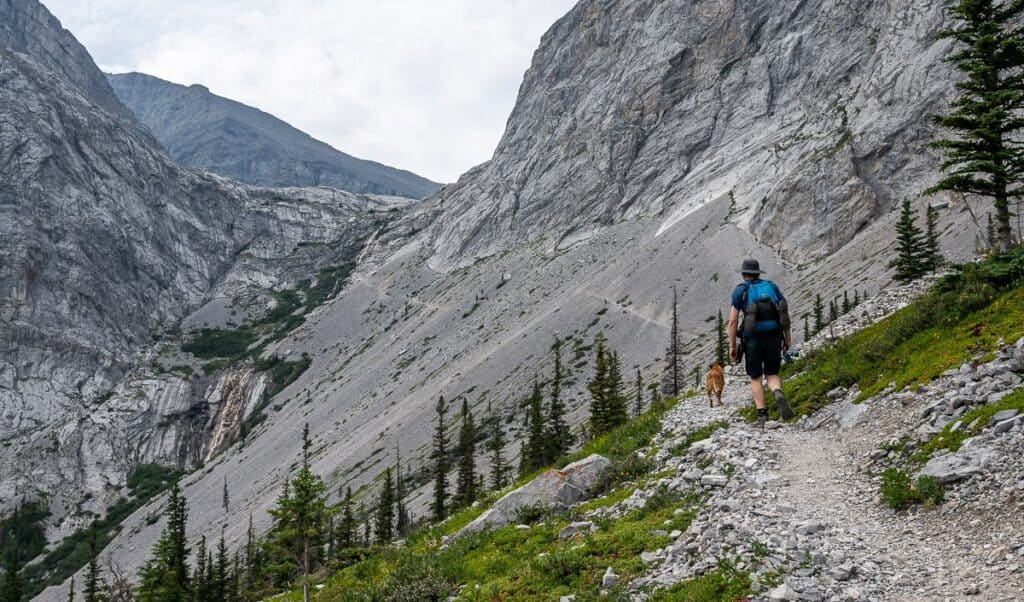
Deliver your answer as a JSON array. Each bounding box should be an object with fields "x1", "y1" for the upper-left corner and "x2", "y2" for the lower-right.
[{"x1": 640, "y1": 372, "x2": 1024, "y2": 601}]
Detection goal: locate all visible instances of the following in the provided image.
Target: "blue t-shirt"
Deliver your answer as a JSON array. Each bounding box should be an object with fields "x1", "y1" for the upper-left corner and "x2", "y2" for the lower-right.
[{"x1": 731, "y1": 279, "x2": 785, "y2": 312}]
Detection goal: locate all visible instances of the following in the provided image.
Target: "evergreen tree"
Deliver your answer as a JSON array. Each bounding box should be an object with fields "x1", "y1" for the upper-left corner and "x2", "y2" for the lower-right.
[
  {"x1": 803, "y1": 314, "x2": 810, "y2": 341},
  {"x1": 265, "y1": 424, "x2": 329, "y2": 602},
  {"x1": 664, "y1": 285, "x2": 682, "y2": 396},
  {"x1": 454, "y1": 399, "x2": 478, "y2": 508},
  {"x1": 987, "y1": 213, "x2": 998, "y2": 249},
  {"x1": 394, "y1": 447, "x2": 409, "y2": 538},
  {"x1": 842, "y1": 291, "x2": 851, "y2": 314},
  {"x1": 222, "y1": 477, "x2": 230, "y2": 513},
  {"x1": 813, "y1": 294, "x2": 824, "y2": 334},
  {"x1": 374, "y1": 468, "x2": 394, "y2": 543},
  {"x1": 714, "y1": 309, "x2": 727, "y2": 365},
  {"x1": 430, "y1": 395, "x2": 449, "y2": 521},
  {"x1": 587, "y1": 335, "x2": 611, "y2": 435},
  {"x1": 337, "y1": 487, "x2": 356, "y2": 550},
  {"x1": 927, "y1": 0, "x2": 1024, "y2": 252},
  {"x1": 633, "y1": 369, "x2": 644, "y2": 417},
  {"x1": 692, "y1": 366, "x2": 700, "y2": 390},
  {"x1": 239, "y1": 417, "x2": 248, "y2": 445},
  {"x1": 137, "y1": 483, "x2": 190, "y2": 602},
  {"x1": 214, "y1": 531, "x2": 229, "y2": 602},
  {"x1": 853, "y1": 290, "x2": 861, "y2": 307},
  {"x1": 357, "y1": 503, "x2": 370, "y2": 547},
  {"x1": 68, "y1": 577, "x2": 75, "y2": 602},
  {"x1": 521, "y1": 379, "x2": 548, "y2": 474},
  {"x1": 605, "y1": 352, "x2": 628, "y2": 430},
  {"x1": 84, "y1": 523, "x2": 106, "y2": 602},
  {"x1": 486, "y1": 402, "x2": 509, "y2": 490},
  {"x1": 546, "y1": 337, "x2": 573, "y2": 457},
  {"x1": 829, "y1": 300, "x2": 838, "y2": 324},
  {"x1": 0, "y1": 556, "x2": 21, "y2": 602},
  {"x1": 892, "y1": 198, "x2": 928, "y2": 282},
  {"x1": 192, "y1": 536, "x2": 209, "y2": 601},
  {"x1": 924, "y1": 204, "x2": 944, "y2": 271}
]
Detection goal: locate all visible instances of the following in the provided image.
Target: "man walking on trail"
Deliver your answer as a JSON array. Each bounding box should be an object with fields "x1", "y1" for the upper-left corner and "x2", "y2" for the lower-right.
[{"x1": 728, "y1": 259, "x2": 794, "y2": 428}]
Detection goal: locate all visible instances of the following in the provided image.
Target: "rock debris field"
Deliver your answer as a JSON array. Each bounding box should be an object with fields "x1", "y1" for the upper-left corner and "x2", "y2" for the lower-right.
[{"x1": 590, "y1": 361, "x2": 1024, "y2": 602}]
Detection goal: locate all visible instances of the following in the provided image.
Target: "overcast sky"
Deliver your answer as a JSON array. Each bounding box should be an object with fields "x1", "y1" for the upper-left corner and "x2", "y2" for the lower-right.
[{"x1": 43, "y1": 0, "x2": 576, "y2": 183}]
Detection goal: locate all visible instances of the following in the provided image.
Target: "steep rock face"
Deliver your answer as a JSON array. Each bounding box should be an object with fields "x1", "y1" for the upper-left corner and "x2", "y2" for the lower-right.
[
  {"x1": 108, "y1": 72, "x2": 442, "y2": 198},
  {"x1": 0, "y1": 0, "x2": 402, "y2": 522},
  {"x1": 424, "y1": 0, "x2": 954, "y2": 271}
]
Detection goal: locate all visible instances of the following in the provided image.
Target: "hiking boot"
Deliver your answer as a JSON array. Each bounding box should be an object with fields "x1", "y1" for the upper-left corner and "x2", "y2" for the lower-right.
[
  {"x1": 773, "y1": 389, "x2": 794, "y2": 420},
  {"x1": 755, "y1": 409, "x2": 768, "y2": 428}
]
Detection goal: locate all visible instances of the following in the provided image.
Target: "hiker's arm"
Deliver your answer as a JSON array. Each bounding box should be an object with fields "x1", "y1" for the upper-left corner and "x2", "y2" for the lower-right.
[{"x1": 728, "y1": 306, "x2": 740, "y2": 358}]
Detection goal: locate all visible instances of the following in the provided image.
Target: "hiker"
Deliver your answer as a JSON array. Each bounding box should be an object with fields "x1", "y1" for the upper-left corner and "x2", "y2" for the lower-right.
[{"x1": 727, "y1": 259, "x2": 794, "y2": 427}]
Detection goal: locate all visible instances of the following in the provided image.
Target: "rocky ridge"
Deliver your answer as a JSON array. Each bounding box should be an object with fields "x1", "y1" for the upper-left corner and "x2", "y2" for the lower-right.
[{"x1": 108, "y1": 72, "x2": 441, "y2": 198}]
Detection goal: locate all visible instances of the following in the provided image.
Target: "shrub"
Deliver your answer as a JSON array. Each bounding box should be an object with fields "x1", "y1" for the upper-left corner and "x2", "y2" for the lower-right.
[
  {"x1": 592, "y1": 452, "x2": 656, "y2": 496},
  {"x1": 881, "y1": 468, "x2": 945, "y2": 510}
]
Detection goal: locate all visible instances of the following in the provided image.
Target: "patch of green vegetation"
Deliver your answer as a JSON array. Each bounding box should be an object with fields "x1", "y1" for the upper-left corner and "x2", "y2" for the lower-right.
[
  {"x1": 914, "y1": 388, "x2": 1024, "y2": 462},
  {"x1": 182, "y1": 326, "x2": 259, "y2": 359},
  {"x1": 880, "y1": 468, "x2": 944, "y2": 510},
  {"x1": 749, "y1": 247, "x2": 1024, "y2": 420},
  {"x1": 297, "y1": 395, "x2": 695, "y2": 601},
  {"x1": 0, "y1": 500, "x2": 49, "y2": 563},
  {"x1": 669, "y1": 420, "x2": 728, "y2": 456},
  {"x1": 647, "y1": 560, "x2": 750, "y2": 601},
  {"x1": 255, "y1": 353, "x2": 313, "y2": 397},
  {"x1": 169, "y1": 364, "x2": 194, "y2": 377},
  {"x1": 21, "y1": 464, "x2": 183, "y2": 600}
]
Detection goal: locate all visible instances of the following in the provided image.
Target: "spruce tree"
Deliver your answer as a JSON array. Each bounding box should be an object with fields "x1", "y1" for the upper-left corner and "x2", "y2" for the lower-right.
[
  {"x1": 222, "y1": 477, "x2": 230, "y2": 513},
  {"x1": 486, "y1": 402, "x2": 509, "y2": 490},
  {"x1": 604, "y1": 352, "x2": 628, "y2": 430},
  {"x1": 813, "y1": 294, "x2": 824, "y2": 334},
  {"x1": 374, "y1": 468, "x2": 394, "y2": 543},
  {"x1": 714, "y1": 309, "x2": 727, "y2": 365},
  {"x1": 84, "y1": 524, "x2": 106, "y2": 602},
  {"x1": 546, "y1": 337, "x2": 573, "y2": 458},
  {"x1": 842, "y1": 291, "x2": 851, "y2": 314},
  {"x1": 337, "y1": 487, "x2": 356, "y2": 550},
  {"x1": 192, "y1": 536, "x2": 209, "y2": 601},
  {"x1": 137, "y1": 483, "x2": 190, "y2": 602},
  {"x1": 892, "y1": 198, "x2": 928, "y2": 282},
  {"x1": 987, "y1": 213, "x2": 998, "y2": 249},
  {"x1": 633, "y1": 369, "x2": 644, "y2": 417},
  {"x1": 68, "y1": 577, "x2": 75, "y2": 602},
  {"x1": 664, "y1": 285, "x2": 682, "y2": 396},
  {"x1": 522, "y1": 379, "x2": 548, "y2": 474},
  {"x1": 924, "y1": 204, "x2": 944, "y2": 272},
  {"x1": 430, "y1": 395, "x2": 449, "y2": 521},
  {"x1": 853, "y1": 290, "x2": 860, "y2": 307},
  {"x1": 0, "y1": 557, "x2": 20, "y2": 602},
  {"x1": 357, "y1": 503, "x2": 370, "y2": 547},
  {"x1": 394, "y1": 447, "x2": 409, "y2": 538},
  {"x1": 692, "y1": 366, "x2": 700, "y2": 390},
  {"x1": 829, "y1": 300, "x2": 837, "y2": 324},
  {"x1": 214, "y1": 532, "x2": 229, "y2": 602},
  {"x1": 454, "y1": 399, "x2": 477, "y2": 508},
  {"x1": 265, "y1": 424, "x2": 329, "y2": 602},
  {"x1": 927, "y1": 0, "x2": 1024, "y2": 252},
  {"x1": 587, "y1": 335, "x2": 611, "y2": 435},
  {"x1": 803, "y1": 314, "x2": 810, "y2": 341}
]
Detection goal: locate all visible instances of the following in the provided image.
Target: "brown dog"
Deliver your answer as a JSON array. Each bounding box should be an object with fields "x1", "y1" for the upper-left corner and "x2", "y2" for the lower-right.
[{"x1": 706, "y1": 363, "x2": 725, "y2": 407}]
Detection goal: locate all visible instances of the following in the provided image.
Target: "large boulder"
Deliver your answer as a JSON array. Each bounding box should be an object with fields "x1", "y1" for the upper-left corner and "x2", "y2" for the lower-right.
[
  {"x1": 920, "y1": 445, "x2": 994, "y2": 484},
  {"x1": 457, "y1": 454, "x2": 611, "y2": 536}
]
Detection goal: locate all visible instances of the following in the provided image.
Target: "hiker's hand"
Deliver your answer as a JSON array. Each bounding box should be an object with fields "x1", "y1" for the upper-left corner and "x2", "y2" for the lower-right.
[
  {"x1": 783, "y1": 333, "x2": 792, "y2": 351},
  {"x1": 729, "y1": 342, "x2": 737, "y2": 360}
]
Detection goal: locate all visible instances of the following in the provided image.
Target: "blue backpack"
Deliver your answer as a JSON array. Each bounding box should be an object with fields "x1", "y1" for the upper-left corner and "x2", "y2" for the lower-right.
[{"x1": 741, "y1": 279, "x2": 787, "y2": 335}]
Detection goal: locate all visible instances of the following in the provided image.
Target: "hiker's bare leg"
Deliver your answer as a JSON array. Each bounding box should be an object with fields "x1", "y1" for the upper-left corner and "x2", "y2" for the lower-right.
[
  {"x1": 750, "y1": 377, "x2": 766, "y2": 409},
  {"x1": 765, "y1": 374, "x2": 782, "y2": 394}
]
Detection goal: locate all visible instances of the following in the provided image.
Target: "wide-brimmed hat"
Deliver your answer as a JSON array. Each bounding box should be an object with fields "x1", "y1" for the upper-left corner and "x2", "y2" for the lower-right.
[{"x1": 737, "y1": 258, "x2": 765, "y2": 275}]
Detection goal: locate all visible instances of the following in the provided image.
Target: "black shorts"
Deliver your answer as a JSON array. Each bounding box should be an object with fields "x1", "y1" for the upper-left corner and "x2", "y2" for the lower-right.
[{"x1": 743, "y1": 331, "x2": 783, "y2": 379}]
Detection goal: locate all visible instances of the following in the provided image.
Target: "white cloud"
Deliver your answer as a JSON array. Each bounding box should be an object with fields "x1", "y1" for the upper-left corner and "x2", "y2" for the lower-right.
[{"x1": 42, "y1": 0, "x2": 577, "y2": 183}]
